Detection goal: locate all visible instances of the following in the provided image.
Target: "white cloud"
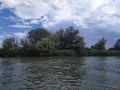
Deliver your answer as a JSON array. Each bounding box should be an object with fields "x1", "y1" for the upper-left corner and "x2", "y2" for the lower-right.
[
  {"x1": 0, "y1": 35, "x2": 3, "y2": 38},
  {"x1": 9, "y1": 24, "x2": 31, "y2": 28},
  {"x1": 13, "y1": 31, "x2": 28, "y2": 39},
  {"x1": 3, "y1": 16, "x2": 23, "y2": 22},
  {"x1": 0, "y1": 0, "x2": 120, "y2": 29},
  {"x1": 30, "y1": 19, "x2": 40, "y2": 24},
  {"x1": 4, "y1": 16, "x2": 41, "y2": 27},
  {"x1": 0, "y1": 39, "x2": 3, "y2": 44}
]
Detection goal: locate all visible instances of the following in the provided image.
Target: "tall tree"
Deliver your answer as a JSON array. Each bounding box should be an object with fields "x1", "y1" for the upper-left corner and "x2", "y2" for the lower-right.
[
  {"x1": 113, "y1": 39, "x2": 120, "y2": 50},
  {"x1": 56, "y1": 29, "x2": 65, "y2": 49},
  {"x1": 27, "y1": 28, "x2": 50, "y2": 43},
  {"x1": 91, "y1": 37, "x2": 107, "y2": 50},
  {"x1": 2, "y1": 37, "x2": 18, "y2": 49},
  {"x1": 20, "y1": 38, "x2": 30, "y2": 48},
  {"x1": 2, "y1": 37, "x2": 19, "y2": 56},
  {"x1": 56, "y1": 26, "x2": 85, "y2": 50},
  {"x1": 35, "y1": 38, "x2": 55, "y2": 56}
]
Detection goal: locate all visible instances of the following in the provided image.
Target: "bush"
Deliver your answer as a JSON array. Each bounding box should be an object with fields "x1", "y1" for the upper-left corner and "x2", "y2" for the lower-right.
[{"x1": 51, "y1": 49, "x2": 77, "y2": 56}]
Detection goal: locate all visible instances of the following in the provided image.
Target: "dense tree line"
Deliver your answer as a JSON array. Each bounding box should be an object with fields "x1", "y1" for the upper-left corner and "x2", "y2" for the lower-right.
[{"x1": 0, "y1": 26, "x2": 120, "y2": 57}]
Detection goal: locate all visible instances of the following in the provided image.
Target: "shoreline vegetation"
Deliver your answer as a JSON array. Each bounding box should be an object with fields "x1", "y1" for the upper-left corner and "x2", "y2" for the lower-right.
[{"x1": 0, "y1": 26, "x2": 120, "y2": 57}]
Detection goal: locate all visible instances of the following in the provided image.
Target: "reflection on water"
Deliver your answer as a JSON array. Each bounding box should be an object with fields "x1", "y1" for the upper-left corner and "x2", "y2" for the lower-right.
[{"x1": 0, "y1": 57, "x2": 120, "y2": 90}]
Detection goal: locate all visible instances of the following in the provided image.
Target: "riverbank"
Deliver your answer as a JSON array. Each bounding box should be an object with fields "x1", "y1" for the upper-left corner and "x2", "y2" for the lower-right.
[{"x1": 0, "y1": 49, "x2": 120, "y2": 57}]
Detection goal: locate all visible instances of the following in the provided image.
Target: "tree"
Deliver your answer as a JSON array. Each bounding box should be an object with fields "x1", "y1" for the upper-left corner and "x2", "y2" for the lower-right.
[
  {"x1": 20, "y1": 28, "x2": 51, "y2": 56},
  {"x1": 2, "y1": 37, "x2": 20, "y2": 56},
  {"x1": 91, "y1": 37, "x2": 107, "y2": 50},
  {"x1": 35, "y1": 38, "x2": 55, "y2": 56},
  {"x1": 56, "y1": 26, "x2": 85, "y2": 50},
  {"x1": 20, "y1": 38, "x2": 30, "y2": 48},
  {"x1": 2, "y1": 37, "x2": 18, "y2": 49},
  {"x1": 27, "y1": 28, "x2": 50, "y2": 44},
  {"x1": 56, "y1": 29, "x2": 65, "y2": 49},
  {"x1": 64, "y1": 26, "x2": 80, "y2": 49},
  {"x1": 113, "y1": 39, "x2": 120, "y2": 50},
  {"x1": 20, "y1": 38, "x2": 34, "y2": 56},
  {"x1": 48, "y1": 34, "x2": 58, "y2": 47}
]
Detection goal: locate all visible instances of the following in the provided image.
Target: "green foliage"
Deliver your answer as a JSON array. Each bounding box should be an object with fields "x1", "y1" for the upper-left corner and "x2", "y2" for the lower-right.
[
  {"x1": 2, "y1": 37, "x2": 18, "y2": 49},
  {"x1": 113, "y1": 39, "x2": 120, "y2": 50},
  {"x1": 19, "y1": 26, "x2": 85, "y2": 57},
  {"x1": 91, "y1": 37, "x2": 107, "y2": 50},
  {"x1": 51, "y1": 49, "x2": 77, "y2": 56},
  {"x1": 20, "y1": 39, "x2": 33, "y2": 56},
  {"x1": 55, "y1": 29, "x2": 65, "y2": 49},
  {"x1": 27, "y1": 28, "x2": 50, "y2": 43},
  {"x1": 1, "y1": 27, "x2": 120, "y2": 57},
  {"x1": 86, "y1": 50, "x2": 120, "y2": 56},
  {"x1": 35, "y1": 38, "x2": 55, "y2": 56},
  {"x1": 56, "y1": 26, "x2": 85, "y2": 51},
  {"x1": 8, "y1": 47, "x2": 20, "y2": 57},
  {"x1": 1, "y1": 37, "x2": 20, "y2": 57},
  {"x1": 20, "y1": 39, "x2": 30, "y2": 48},
  {"x1": 48, "y1": 34, "x2": 57, "y2": 45}
]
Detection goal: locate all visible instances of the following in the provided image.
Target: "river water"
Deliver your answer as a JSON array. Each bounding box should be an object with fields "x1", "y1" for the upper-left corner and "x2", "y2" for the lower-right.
[{"x1": 0, "y1": 57, "x2": 120, "y2": 90}]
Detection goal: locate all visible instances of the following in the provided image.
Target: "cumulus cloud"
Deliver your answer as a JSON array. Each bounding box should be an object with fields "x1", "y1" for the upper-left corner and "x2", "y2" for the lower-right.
[
  {"x1": 4, "y1": 16, "x2": 41, "y2": 28},
  {"x1": 9, "y1": 24, "x2": 32, "y2": 28},
  {"x1": 13, "y1": 31, "x2": 28, "y2": 39},
  {"x1": 3, "y1": 16, "x2": 23, "y2": 22},
  {"x1": 0, "y1": 35, "x2": 3, "y2": 38},
  {"x1": 0, "y1": 39, "x2": 3, "y2": 44},
  {"x1": 0, "y1": 0, "x2": 120, "y2": 29}
]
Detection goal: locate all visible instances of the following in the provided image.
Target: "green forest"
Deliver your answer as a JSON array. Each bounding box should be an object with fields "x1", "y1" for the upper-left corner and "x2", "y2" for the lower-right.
[{"x1": 0, "y1": 26, "x2": 120, "y2": 57}]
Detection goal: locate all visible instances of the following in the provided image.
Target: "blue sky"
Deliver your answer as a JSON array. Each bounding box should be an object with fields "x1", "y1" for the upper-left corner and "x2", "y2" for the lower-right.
[{"x1": 0, "y1": 0, "x2": 120, "y2": 48}]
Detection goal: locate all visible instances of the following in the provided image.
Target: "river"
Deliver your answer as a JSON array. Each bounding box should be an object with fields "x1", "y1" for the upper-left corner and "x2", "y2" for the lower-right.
[{"x1": 0, "y1": 57, "x2": 120, "y2": 90}]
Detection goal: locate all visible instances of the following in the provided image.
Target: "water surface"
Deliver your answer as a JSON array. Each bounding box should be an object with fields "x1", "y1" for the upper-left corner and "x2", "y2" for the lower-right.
[{"x1": 0, "y1": 57, "x2": 120, "y2": 90}]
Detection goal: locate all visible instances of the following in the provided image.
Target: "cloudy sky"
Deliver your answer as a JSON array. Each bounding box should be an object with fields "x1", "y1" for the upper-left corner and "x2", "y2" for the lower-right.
[{"x1": 0, "y1": 0, "x2": 120, "y2": 48}]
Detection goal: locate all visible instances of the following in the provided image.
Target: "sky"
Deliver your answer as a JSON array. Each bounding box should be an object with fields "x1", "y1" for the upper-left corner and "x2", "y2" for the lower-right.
[{"x1": 0, "y1": 0, "x2": 120, "y2": 48}]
